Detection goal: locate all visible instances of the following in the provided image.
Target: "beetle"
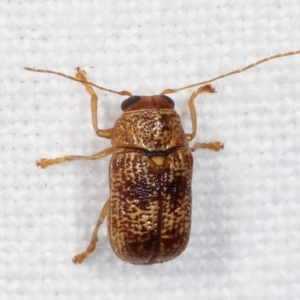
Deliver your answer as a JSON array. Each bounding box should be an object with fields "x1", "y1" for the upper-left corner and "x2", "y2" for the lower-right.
[{"x1": 25, "y1": 49, "x2": 300, "y2": 265}]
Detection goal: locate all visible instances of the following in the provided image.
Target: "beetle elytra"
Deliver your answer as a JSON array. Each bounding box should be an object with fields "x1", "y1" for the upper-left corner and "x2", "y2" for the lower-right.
[{"x1": 25, "y1": 49, "x2": 300, "y2": 265}]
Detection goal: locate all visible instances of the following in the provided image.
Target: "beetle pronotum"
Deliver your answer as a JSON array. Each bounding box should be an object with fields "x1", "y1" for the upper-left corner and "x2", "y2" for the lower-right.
[{"x1": 25, "y1": 49, "x2": 300, "y2": 265}]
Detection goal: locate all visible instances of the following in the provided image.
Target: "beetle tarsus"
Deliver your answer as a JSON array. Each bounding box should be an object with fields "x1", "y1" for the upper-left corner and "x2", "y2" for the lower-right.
[
  {"x1": 191, "y1": 142, "x2": 224, "y2": 152},
  {"x1": 36, "y1": 158, "x2": 56, "y2": 168},
  {"x1": 36, "y1": 157, "x2": 68, "y2": 168},
  {"x1": 73, "y1": 243, "x2": 97, "y2": 264}
]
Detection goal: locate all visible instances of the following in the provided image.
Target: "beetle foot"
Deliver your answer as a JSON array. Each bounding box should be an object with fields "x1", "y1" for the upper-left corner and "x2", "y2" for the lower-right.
[
  {"x1": 191, "y1": 141, "x2": 224, "y2": 152},
  {"x1": 73, "y1": 243, "x2": 97, "y2": 264},
  {"x1": 75, "y1": 67, "x2": 87, "y2": 81},
  {"x1": 36, "y1": 158, "x2": 66, "y2": 168},
  {"x1": 73, "y1": 253, "x2": 86, "y2": 264}
]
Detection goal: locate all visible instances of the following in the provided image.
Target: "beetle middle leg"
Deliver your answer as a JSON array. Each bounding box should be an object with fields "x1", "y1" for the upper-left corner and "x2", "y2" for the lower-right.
[
  {"x1": 73, "y1": 198, "x2": 110, "y2": 264},
  {"x1": 37, "y1": 147, "x2": 123, "y2": 168}
]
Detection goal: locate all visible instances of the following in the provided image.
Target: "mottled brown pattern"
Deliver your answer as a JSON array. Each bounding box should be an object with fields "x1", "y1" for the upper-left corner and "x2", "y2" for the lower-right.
[
  {"x1": 108, "y1": 147, "x2": 193, "y2": 264},
  {"x1": 111, "y1": 109, "x2": 188, "y2": 150}
]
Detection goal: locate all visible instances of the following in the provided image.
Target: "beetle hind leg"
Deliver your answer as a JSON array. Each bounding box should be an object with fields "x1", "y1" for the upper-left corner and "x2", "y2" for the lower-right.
[{"x1": 73, "y1": 199, "x2": 110, "y2": 264}]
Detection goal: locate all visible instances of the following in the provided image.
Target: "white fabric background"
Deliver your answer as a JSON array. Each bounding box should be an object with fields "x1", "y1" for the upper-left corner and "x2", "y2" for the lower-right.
[{"x1": 1, "y1": 1, "x2": 300, "y2": 299}]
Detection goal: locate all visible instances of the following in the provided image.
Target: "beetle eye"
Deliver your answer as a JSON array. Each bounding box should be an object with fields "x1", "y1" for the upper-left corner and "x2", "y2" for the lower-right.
[
  {"x1": 121, "y1": 96, "x2": 141, "y2": 111},
  {"x1": 161, "y1": 95, "x2": 175, "y2": 106}
]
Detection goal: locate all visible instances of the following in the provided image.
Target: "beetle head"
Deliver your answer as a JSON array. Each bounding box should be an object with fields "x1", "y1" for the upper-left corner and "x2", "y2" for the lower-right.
[{"x1": 121, "y1": 95, "x2": 175, "y2": 112}]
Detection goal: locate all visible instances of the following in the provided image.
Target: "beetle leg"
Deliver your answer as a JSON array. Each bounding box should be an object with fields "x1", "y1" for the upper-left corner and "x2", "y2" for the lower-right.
[
  {"x1": 75, "y1": 68, "x2": 130, "y2": 139},
  {"x1": 190, "y1": 142, "x2": 224, "y2": 152},
  {"x1": 37, "y1": 147, "x2": 123, "y2": 168},
  {"x1": 75, "y1": 68, "x2": 112, "y2": 138},
  {"x1": 73, "y1": 198, "x2": 110, "y2": 264},
  {"x1": 186, "y1": 84, "x2": 217, "y2": 141}
]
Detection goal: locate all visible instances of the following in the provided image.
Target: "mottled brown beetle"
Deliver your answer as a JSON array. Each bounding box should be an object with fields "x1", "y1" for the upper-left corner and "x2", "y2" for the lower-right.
[{"x1": 25, "y1": 49, "x2": 300, "y2": 265}]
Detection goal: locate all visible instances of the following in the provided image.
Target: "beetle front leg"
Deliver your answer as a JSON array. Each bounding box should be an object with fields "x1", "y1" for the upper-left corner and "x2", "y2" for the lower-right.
[
  {"x1": 73, "y1": 198, "x2": 110, "y2": 264},
  {"x1": 186, "y1": 84, "x2": 217, "y2": 141},
  {"x1": 75, "y1": 68, "x2": 131, "y2": 139},
  {"x1": 75, "y1": 68, "x2": 113, "y2": 138},
  {"x1": 37, "y1": 147, "x2": 123, "y2": 168}
]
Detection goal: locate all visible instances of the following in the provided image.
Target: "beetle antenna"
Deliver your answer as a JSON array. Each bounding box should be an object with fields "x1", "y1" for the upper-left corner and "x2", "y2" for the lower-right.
[
  {"x1": 24, "y1": 67, "x2": 132, "y2": 97},
  {"x1": 160, "y1": 49, "x2": 300, "y2": 95}
]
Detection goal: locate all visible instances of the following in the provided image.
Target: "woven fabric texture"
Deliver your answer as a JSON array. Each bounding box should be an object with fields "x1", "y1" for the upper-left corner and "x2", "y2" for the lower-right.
[{"x1": 1, "y1": 1, "x2": 300, "y2": 299}]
